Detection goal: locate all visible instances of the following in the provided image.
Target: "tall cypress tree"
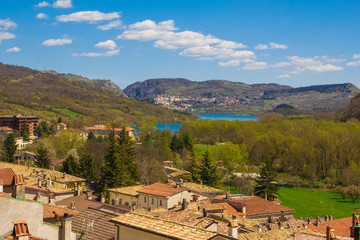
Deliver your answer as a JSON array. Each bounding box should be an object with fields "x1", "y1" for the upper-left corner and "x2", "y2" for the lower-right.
[
  {"x1": 181, "y1": 132, "x2": 194, "y2": 151},
  {"x1": 34, "y1": 143, "x2": 51, "y2": 169},
  {"x1": 254, "y1": 160, "x2": 279, "y2": 201},
  {"x1": 118, "y1": 127, "x2": 139, "y2": 186},
  {"x1": 200, "y1": 150, "x2": 220, "y2": 187},
  {"x1": 21, "y1": 123, "x2": 29, "y2": 141},
  {"x1": 188, "y1": 149, "x2": 201, "y2": 182},
  {"x1": 61, "y1": 155, "x2": 80, "y2": 176},
  {"x1": 2, "y1": 133, "x2": 17, "y2": 163},
  {"x1": 79, "y1": 154, "x2": 97, "y2": 182}
]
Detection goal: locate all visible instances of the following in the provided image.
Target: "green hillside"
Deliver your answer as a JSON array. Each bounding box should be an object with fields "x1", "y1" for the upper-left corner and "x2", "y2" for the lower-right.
[{"x1": 0, "y1": 63, "x2": 194, "y2": 127}]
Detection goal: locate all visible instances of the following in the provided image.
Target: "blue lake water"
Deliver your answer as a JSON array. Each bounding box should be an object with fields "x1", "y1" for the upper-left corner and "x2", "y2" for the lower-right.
[{"x1": 154, "y1": 114, "x2": 257, "y2": 132}]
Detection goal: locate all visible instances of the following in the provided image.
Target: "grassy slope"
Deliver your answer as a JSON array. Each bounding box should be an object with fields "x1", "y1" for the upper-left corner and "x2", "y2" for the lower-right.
[{"x1": 279, "y1": 187, "x2": 359, "y2": 219}]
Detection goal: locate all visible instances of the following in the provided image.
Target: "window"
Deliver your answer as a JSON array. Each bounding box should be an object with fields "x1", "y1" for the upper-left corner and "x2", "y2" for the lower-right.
[
  {"x1": 152, "y1": 198, "x2": 154, "y2": 204},
  {"x1": 119, "y1": 199, "x2": 122, "y2": 204},
  {"x1": 144, "y1": 197, "x2": 146, "y2": 203},
  {"x1": 160, "y1": 200, "x2": 162, "y2": 206}
]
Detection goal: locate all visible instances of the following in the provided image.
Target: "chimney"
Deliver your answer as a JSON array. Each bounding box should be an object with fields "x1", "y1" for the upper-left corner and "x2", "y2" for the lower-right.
[
  {"x1": 225, "y1": 192, "x2": 230, "y2": 199},
  {"x1": 100, "y1": 193, "x2": 106, "y2": 203},
  {"x1": 86, "y1": 192, "x2": 92, "y2": 200},
  {"x1": 228, "y1": 219, "x2": 238, "y2": 238},
  {"x1": 181, "y1": 199, "x2": 188, "y2": 210},
  {"x1": 38, "y1": 178, "x2": 42, "y2": 188},
  {"x1": 69, "y1": 201, "x2": 76, "y2": 210},
  {"x1": 13, "y1": 221, "x2": 30, "y2": 240},
  {"x1": 61, "y1": 217, "x2": 72, "y2": 240},
  {"x1": 48, "y1": 177, "x2": 52, "y2": 187},
  {"x1": 203, "y1": 208, "x2": 208, "y2": 218},
  {"x1": 326, "y1": 226, "x2": 331, "y2": 240},
  {"x1": 353, "y1": 213, "x2": 358, "y2": 227},
  {"x1": 49, "y1": 193, "x2": 55, "y2": 205},
  {"x1": 76, "y1": 183, "x2": 81, "y2": 196},
  {"x1": 13, "y1": 175, "x2": 25, "y2": 199},
  {"x1": 192, "y1": 194, "x2": 199, "y2": 202},
  {"x1": 51, "y1": 166, "x2": 55, "y2": 171},
  {"x1": 355, "y1": 226, "x2": 360, "y2": 240}
]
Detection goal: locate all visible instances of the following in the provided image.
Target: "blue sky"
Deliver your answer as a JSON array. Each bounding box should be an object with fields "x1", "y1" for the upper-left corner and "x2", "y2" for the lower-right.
[{"x1": 0, "y1": 0, "x2": 360, "y2": 88}]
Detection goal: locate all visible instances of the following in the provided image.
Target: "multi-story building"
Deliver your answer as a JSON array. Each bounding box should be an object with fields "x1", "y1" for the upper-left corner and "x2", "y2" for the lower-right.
[{"x1": 0, "y1": 115, "x2": 39, "y2": 135}]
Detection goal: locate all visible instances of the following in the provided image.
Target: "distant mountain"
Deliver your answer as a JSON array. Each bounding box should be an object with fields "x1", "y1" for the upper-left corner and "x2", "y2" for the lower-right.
[
  {"x1": 124, "y1": 78, "x2": 360, "y2": 114},
  {"x1": 0, "y1": 63, "x2": 193, "y2": 126},
  {"x1": 44, "y1": 71, "x2": 127, "y2": 97}
]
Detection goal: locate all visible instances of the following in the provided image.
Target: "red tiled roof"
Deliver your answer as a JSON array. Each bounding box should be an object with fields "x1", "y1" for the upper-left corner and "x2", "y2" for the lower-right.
[
  {"x1": 43, "y1": 204, "x2": 79, "y2": 219},
  {"x1": 219, "y1": 196, "x2": 295, "y2": 216},
  {"x1": 56, "y1": 193, "x2": 102, "y2": 212},
  {"x1": 0, "y1": 168, "x2": 15, "y2": 186},
  {"x1": 307, "y1": 217, "x2": 352, "y2": 237},
  {"x1": 51, "y1": 159, "x2": 65, "y2": 166},
  {"x1": 213, "y1": 202, "x2": 246, "y2": 216},
  {"x1": 0, "y1": 126, "x2": 13, "y2": 131},
  {"x1": 137, "y1": 182, "x2": 187, "y2": 197},
  {"x1": 14, "y1": 220, "x2": 29, "y2": 236}
]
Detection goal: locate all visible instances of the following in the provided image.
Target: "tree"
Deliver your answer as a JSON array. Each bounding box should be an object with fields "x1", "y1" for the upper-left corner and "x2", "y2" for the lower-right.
[
  {"x1": 219, "y1": 142, "x2": 248, "y2": 173},
  {"x1": 200, "y1": 150, "x2": 220, "y2": 187},
  {"x1": 87, "y1": 131, "x2": 96, "y2": 141},
  {"x1": 79, "y1": 154, "x2": 97, "y2": 181},
  {"x1": 2, "y1": 133, "x2": 17, "y2": 163},
  {"x1": 181, "y1": 132, "x2": 194, "y2": 151},
  {"x1": 21, "y1": 123, "x2": 29, "y2": 141},
  {"x1": 61, "y1": 155, "x2": 80, "y2": 176},
  {"x1": 58, "y1": 117, "x2": 62, "y2": 123},
  {"x1": 345, "y1": 185, "x2": 360, "y2": 203},
  {"x1": 188, "y1": 149, "x2": 201, "y2": 182},
  {"x1": 254, "y1": 160, "x2": 279, "y2": 201},
  {"x1": 170, "y1": 135, "x2": 182, "y2": 152},
  {"x1": 118, "y1": 127, "x2": 139, "y2": 186},
  {"x1": 34, "y1": 143, "x2": 51, "y2": 169}
]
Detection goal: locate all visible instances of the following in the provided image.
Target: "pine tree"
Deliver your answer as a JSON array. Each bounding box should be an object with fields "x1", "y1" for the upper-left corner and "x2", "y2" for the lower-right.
[
  {"x1": 21, "y1": 123, "x2": 29, "y2": 141},
  {"x1": 254, "y1": 160, "x2": 279, "y2": 201},
  {"x1": 34, "y1": 143, "x2": 51, "y2": 169},
  {"x1": 61, "y1": 155, "x2": 80, "y2": 176},
  {"x1": 170, "y1": 135, "x2": 182, "y2": 152},
  {"x1": 2, "y1": 133, "x2": 17, "y2": 163},
  {"x1": 200, "y1": 150, "x2": 220, "y2": 187},
  {"x1": 188, "y1": 149, "x2": 201, "y2": 182},
  {"x1": 79, "y1": 154, "x2": 97, "y2": 181},
  {"x1": 100, "y1": 130, "x2": 125, "y2": 189},
  {"x1": 181, "y1": 132, "x2": 194, "y2": 151},
  {"x1": 87, "y1": 131, "x2": 96, "y2": 141},
  {"x1": 118, "y1": 127, "x2": 139, "y2": 186}
]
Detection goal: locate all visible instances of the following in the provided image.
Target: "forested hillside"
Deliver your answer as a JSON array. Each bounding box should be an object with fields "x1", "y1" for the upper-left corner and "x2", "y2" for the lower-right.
[
  {"x1": 0, "y1": 63, "x2": 194, "y2": 127},
  {"x1": 124, "y1": 78, "x2": 359, "y2": 114}
]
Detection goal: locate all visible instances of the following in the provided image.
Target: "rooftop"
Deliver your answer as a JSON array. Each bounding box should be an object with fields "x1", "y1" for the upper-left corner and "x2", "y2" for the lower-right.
[
  {"x1": 307, "y1": 216, "x2": 353, "y2": 237},
  {"x1": 0, "y1": 162, "x2": 85, "y2": 186},
  {"x1": 213, "y1": 202, "x2": 246, "y2": 216},
  {"x1": 108, "y1": 185, "x2": 144, "y2": 196},
  {"x1": 216, "y1": 195, "x2": 295, "y2": 216},
  {"x1": 179, "y1": 182, "x2": 223, "y2": 194},
  {"x1": 111, "y1": 212, "x2": 218, "y2": 240},
  {"x1": 55, "y1": 193, "x2": 102, "y2": 212},
  {"x1": 0, "y1": 126, "x2": 14, "y2": 131},
  {"x1": 14, "y1": 151, "x2": 36, "y2": 156},
  {"x1": 0, "y1": 168, "x2": 15, "y2": 186},
  {"x1": 137, "y1": 182, "x2": 187, "y2": 197},
  {"x1": 43, "y1": 204, "x2": 79, "y2": 220}
]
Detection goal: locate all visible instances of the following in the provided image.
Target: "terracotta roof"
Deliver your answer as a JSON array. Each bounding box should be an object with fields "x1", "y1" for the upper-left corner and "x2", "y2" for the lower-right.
[
  {"x1": 0, "y1": 162, "x2": 85, "y2": 186},
  {"x1": 180, "y1": 182, "x2": 223, "y2": 194},
  {"x1": 137, "y1": 182, "x2": 187, "y2": 197},
  {"x1": 56, "y1": 193, "x2": 102, "y2": 212},
  {"x1": 0, "y1": 126, "x2": 13, "y2": 131},
  {"x1": 43, "y1": 204, "x2": 79, "y2": 219},
  {"x1": 108, "y1": 185, "x2": 144, "y2": 196},
  {"x1": 111, "y1": 212, "x2": 218, "y2": 240},
  {"x1": 51, "y1": 159, "x2": 65, "y2": 166},
  {"x1": 213, "y1": 202, "x2": 246, "y2": 216},
  {"x1": 307, "y1": 217, "x2": 353, "y2": 237},
  {"x1": 220, "y1": 196, "x2": 295, "y2": 216},
  {"x1": 0, "y1": 168, "x2": 15, "y2": 186},
  {"x1": 14, "y1": 220, "x2": 30, "y2": 236},
  {"x1": 72, "y1": 207, "x2": 120, "y2": 240}
]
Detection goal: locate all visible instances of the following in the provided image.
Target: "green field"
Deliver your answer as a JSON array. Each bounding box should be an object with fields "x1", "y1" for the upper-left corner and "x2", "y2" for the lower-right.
[
  {"x1": 279, "y1": 187, "x2": 360, "y2": 219},
  {"x1": 55, "y1": 108, "x2": 84, "y2": 117}
]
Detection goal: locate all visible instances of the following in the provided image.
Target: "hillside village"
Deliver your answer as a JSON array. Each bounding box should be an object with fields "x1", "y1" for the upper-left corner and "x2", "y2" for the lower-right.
[{"x1": 1, "y1": 114, "x2": 360, "y2": 240}]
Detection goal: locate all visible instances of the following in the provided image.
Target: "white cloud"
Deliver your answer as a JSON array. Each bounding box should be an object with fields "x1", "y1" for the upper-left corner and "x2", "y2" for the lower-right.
[
  {"x1": 35, "y1": 1, "x2": 50, "y2": 7},
  {"x1": 219, "y1": 59, "x2": 241, "y2": 67},
  {"x1": 72, "y1": 49, "x2": 120, "y2": 57},
  {"x1": 57, "y1": 11, "x2": 120, "y2": 22},
  {"x1": 53, "y1": 0, "x2": 72, "y2": 8},
  {"x1": 0, "y1": 32, "x2": 16, "y2": 43},
  {"x1": 287, "y1": 56, "x2": 343, "y2": 72},
  {"x1": 6, "y1": 46, "x2": 21, "y2": 52},
  {"x1": 255, "y1": 44, "x2": 268, "y2": 50},
  {"x1": 272, "y1": 62, "x2": 291, "y2": 68},
  {"x1": 36, "y1": 0, "x2": 72, "y2": 8},
  {"x1": 36, "y1": 13, "x2": 48, "y2": 19},
  {"x1": 255, "y1": 42, "x2": 288, "y2": 50},
  {"x1": 95, "y1": 40, "x2": 117, "y2": 50},
  {"x1": 347, "y1": 61, "x2": 360, "y2": 67},
  {"x1": 97, "y1": 20, "x2": 123, "y2": 30},
  {"x1": 42, "y1": 38, "x2": 72, "y2": 46},
  {"x1": 276, "y1": 74, "x2": 291, "y2": 78},
  {"x1": 0, "y1": 18, "x2": 17, "y2": 31},
  {"x1": 353, "y1": 53, "x2": 360, "y2": 59},
  {"x1": 243, "y1": 62, "x2": 268, "y2": 70},
  {"x1": 118, "y1": 19, "x2": 254, "y2": 67},
  {"x1": 320, "y1": 55, "x2": 347, "y2": 63}
]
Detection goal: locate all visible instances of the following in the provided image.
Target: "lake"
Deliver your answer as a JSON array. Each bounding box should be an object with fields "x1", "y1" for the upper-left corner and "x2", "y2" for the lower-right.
[{"x1": 155, "y1": 114, "x2": 257, "y2": 132}]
